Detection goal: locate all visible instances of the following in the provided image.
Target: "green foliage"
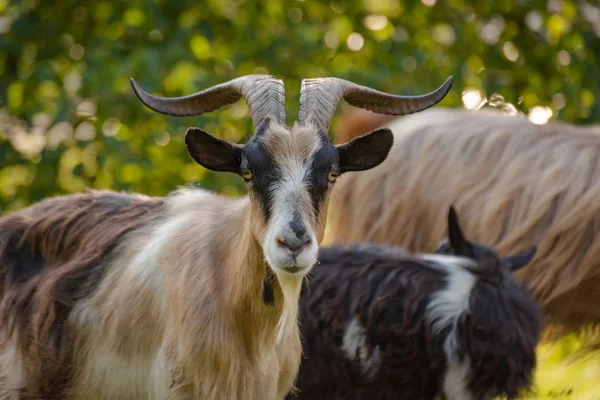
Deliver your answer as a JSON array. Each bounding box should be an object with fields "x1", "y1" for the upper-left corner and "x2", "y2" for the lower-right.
[
  {"x1": 1, "y1": 0, "x2": 600, "y2": 394},
  {"x1": 0, "y1": 0, "x2": 599, "y2": 213}
]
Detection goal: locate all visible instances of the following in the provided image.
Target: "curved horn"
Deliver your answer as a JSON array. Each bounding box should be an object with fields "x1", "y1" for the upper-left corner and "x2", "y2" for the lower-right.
[
  {"x1": 297, "y1": 76, "x2": 453, "y2": 133},
  {"x1": 130, "y1": 74, "x2": 286, "y2": 128}
]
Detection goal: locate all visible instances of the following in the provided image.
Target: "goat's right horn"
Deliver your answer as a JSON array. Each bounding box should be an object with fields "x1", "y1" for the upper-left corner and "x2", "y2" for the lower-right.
[
  {"x1": 297, "y1": 76, "x2": 453, "y2": 134},
  {"x1": 130, "y1": 74, "x2": 286, "y2": 129}
]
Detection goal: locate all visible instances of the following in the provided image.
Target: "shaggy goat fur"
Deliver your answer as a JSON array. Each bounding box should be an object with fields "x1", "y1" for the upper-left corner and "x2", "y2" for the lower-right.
[
  {"x1": 0, "y1": 185, "x2": 310, "y2": 399},
  {"x1": 290, "y1": 208, "x2": 542, "y2": 400},
  {"x1": 327, "y1": 106, "x2": 600, "y2": 335},
  {"x1": 0, "y1": 190, "x2": 165, "y2": 398},
  {"x1": 0, "y1": 126, "x2": 343, "y2": 399}
]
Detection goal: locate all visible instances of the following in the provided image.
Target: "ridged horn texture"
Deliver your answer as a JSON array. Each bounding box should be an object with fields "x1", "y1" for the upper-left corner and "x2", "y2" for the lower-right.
[
  {"x1": 130, "y1": 74, "x2": 286, "y2": 128},
  {"x1": 297, "y1": 76, "x2": 454, "y2": 133}
]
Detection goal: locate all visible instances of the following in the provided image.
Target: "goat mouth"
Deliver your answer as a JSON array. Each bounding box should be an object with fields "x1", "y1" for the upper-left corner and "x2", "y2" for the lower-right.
[
  {"x1": 283, "y1": 266, "x2": 303, "y2": 273},
  {"x1": 274, "y1": 264, "x2": 310, "y2": 277}
]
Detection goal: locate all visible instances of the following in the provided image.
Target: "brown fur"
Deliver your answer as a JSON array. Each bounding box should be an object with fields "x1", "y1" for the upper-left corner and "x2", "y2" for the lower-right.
[
  {"x1": 0, "y1": 190, "x2": 165, "y2": 398},
  {"x1": 327, "y1": 107, "x2": 600, "y2": 338},
  {"x1": 0, "y1": 122, "x2": 340, "y2": 399},
  {"x1": 0, "y1": 188, "x2": 303, "y2": 399}
]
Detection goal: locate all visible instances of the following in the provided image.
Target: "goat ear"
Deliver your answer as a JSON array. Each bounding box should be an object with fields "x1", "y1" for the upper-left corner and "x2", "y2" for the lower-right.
[
  {"x1": 336, "y1": 128, "x2": 394, "y2": 173},
  {"x1": 447, "y1": 206, "x2": 473, "y2": 256},
  {"x1": 185, "y1": 128, "x2": 243, "y2": 173},
  {"x1": 506, "y1": 246, "x2": 537, "y2": 272}
]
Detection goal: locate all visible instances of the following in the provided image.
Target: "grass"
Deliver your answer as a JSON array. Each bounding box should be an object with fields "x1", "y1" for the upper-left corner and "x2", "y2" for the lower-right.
[{"x1": 517, "y1": 333, "x2": 600, "y2": 400}]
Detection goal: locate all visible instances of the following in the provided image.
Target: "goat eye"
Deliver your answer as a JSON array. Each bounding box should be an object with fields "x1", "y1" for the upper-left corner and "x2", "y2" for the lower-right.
[
  {"x1": 327, "y1": 171, "x2": 339, "y2": 183},
  {"x1": 241, "y1": 169, "x2": 253, "y2": 181}
]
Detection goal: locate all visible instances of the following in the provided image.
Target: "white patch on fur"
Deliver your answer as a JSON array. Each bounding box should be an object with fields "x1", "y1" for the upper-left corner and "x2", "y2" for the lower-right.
[
  {"x1": 419, "y1": 253, "x2": 475, "y2": 270},
  {"x1": 82, "y1": 345, "x2": 156, "y2": 399},
  {"x1": 342, "y1": 317, "x2": 382, "y2": 378},
  {"x1": 423, "y1": 254, "x2": 476, "y2": 355},
  {"x1": 128, "y1": 211, "x2": 190, "y2": 303},
  {"x1": 0, "y1": 342, "x2": 25, "y2": 399},
  {"x1": 422, "y1": 254, "x2": 477, "y2": 400},
  {"x1": 442, "y1": 357, "x2": 473, "y2": 400},
  {"x1": 70, "y1": 199, "x2": 194, "y2": 330}
]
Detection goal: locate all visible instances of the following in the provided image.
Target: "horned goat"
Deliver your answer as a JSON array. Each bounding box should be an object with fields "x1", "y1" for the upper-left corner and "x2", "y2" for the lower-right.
[
  {"x1": 289, "y1": 206, "x2": 542, "y2": 400},
  {"x1": 327, "y1": 106, "x2": 600, "y2": 334},
  {"x1": 0, "y1": 74, "x2": 453, "y2": 399}
]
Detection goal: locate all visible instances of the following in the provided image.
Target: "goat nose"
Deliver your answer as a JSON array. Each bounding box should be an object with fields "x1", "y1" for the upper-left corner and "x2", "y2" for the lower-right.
[
  {"x1": 290, "y1": 222, "x2": 307, "y2": 240},
  {"x1": 276, "y1": 235, "x2": 311, "y2": 254}
]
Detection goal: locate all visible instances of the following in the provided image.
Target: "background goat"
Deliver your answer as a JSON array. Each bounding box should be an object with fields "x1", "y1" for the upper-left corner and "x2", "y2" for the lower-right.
[
  {"x1": 290, "y1": 206, "x2": 542, "y2": 400},
  {"x1": 327, "y1": 106, "x2": 600, "y2": 337},
  {"x1": 0, "y1": 74, "x2": 453, "y2": 399}
]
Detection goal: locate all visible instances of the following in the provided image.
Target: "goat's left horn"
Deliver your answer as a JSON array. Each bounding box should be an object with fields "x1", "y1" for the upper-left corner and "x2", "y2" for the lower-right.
[
  {"x1": 297, "y1": 76, "x2": 453, "y2": 134},
  {"x1": 130, "y1": 74, "x2": 286, "y2": 129}
]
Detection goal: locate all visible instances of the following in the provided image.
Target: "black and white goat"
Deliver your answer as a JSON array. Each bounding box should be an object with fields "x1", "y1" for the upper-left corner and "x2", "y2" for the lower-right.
[{"x1": 289, "y1": 206, "x2": 542, "y2": 400}]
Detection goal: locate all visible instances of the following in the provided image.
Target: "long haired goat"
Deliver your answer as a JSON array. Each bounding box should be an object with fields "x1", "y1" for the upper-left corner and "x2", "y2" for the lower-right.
[
  {"x1": 327, "y1": 106, "x2": 600, "y2": 334},
  {"x1": 290, "y1": 206, "x2": 542, "y2": 400},
  {"x1": 0, "y1": 74, "x2": 453, "y2": 399}
]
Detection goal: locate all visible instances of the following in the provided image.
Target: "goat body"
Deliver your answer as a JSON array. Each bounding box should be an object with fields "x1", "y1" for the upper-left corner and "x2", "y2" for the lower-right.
[
  {"x1": 328, "y1": 106, "x2": 600, "y2": 333},
  {"x1": 0, "y1": 189, "x2": 305, "y2": 399},
  {"x1": 290, "y1": 242, "x2": 542, "y2": 400}
]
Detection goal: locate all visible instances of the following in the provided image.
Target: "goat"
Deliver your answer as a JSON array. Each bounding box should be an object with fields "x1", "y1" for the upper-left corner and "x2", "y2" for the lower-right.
[
  {"x1": 290, "y1": 206, "x2": 542, "y2": 400},
  {"x1": 327, "y1": 106, "x2": 600, "y2": 335},
  {"x1": 0, "y1": 74, "x2": 453, "y2": 399}
]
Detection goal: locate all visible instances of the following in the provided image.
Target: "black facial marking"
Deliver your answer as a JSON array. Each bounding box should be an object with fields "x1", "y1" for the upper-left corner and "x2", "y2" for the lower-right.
[
  {"x1": 306, "y1": 141, "x2": 339, "y2": 218},
  {"x1": 242, "y1": 138, "x2": 280, "y2": 222},
  {"x1": 243, "y1": 129, "x2": 339, "y2": 225}
]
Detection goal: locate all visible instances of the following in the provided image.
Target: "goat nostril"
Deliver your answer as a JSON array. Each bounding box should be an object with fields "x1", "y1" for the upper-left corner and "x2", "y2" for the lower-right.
[
  {"x1": 302, "y1": 238, "x2": 311, "y2": 248},
  {"x1": 275, "y1": 236, "x2": 305, "y2": 253},
  {"x1": 276, "y1": 237, "x2": 289, "y2": 249}
]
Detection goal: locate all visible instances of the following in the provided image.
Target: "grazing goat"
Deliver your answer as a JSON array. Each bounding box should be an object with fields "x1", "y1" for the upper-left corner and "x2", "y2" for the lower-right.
[
  {"x1": 290, "y1": 206, "x2": 542, "y2": 400},
  {"x1": 327, "y1": 106, "x2": 600, "y2": 334},
  {"x1": 0, "y1": 74, "x2": 453, "y2": 399}
]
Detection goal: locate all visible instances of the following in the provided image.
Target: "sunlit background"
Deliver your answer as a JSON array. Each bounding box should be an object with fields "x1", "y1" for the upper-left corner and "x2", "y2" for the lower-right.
[{"x1": 1, "y1": 0, "x2": 600, "y2": 398}]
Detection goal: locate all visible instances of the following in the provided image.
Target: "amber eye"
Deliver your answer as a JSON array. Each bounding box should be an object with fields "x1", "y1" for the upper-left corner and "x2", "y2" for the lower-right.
[
  {"x1": 241, "y1": 169, "x2": 253, "y2": 180},
  {"x1": 327, "y1": 171, "x2": 339, "y2": 183}
]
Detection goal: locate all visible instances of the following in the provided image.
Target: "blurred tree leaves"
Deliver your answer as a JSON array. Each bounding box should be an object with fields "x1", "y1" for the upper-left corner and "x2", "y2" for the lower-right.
[{"x1": 0, "y1": 0, "x2": 599, "y2": 211}]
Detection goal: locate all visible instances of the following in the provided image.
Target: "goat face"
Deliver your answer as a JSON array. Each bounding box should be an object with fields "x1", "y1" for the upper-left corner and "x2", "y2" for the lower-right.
[{"x1": 186, "y1": 120, "x2": 393, "y2": 277}]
